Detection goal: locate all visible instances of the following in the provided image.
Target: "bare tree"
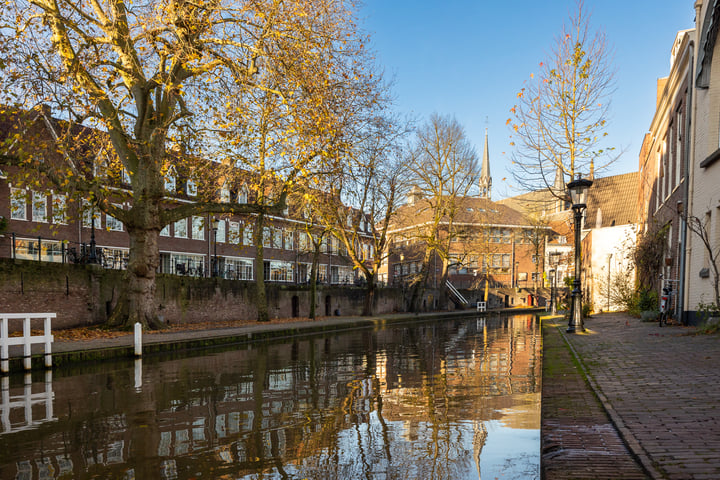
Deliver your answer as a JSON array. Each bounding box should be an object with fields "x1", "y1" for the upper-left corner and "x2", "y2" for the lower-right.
[
  {"x1": 310, "y1": 115, "x2": 411, "y2": 315},
  {"x1": 401, "y1": 114, "x2": 479, "y2": 311},
  {"x1": 685, "y1": 214, "x2": 720, "y2": 307},
  {"x1": 508, "y1": 0, "x2": 617, "y2": 194}
]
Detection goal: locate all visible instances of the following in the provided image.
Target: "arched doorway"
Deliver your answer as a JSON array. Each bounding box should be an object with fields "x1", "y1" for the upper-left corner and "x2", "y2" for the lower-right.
[{"x1": 291, "y1": 295, "x2": 300, "y2": 318}]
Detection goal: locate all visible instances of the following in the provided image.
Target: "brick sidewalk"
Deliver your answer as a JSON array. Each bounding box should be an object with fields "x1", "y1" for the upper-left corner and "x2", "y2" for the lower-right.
[
  {"x1": 543, "y1": 313, "x2": 720, "y2": 480},
  {"x1": 542, "y1": 317, "x2": 648, "y2": 479}
]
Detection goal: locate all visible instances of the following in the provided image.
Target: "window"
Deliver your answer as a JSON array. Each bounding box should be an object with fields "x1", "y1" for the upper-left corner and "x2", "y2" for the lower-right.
[
  {"x1": 32, "y1": 191, "x2": 47, "y2": 222},
  {"x1": 532, "y1": 254, "x2": 539, "y2": 264},
  {"x1": 222, "y1": 257, "x2": 253, "y2": 280},
  {"x1": 237, "y1": 186, "x2": 249, "y2": 204},
  {"x1": 106, "y1": 205, "x2": 124, "y2": 231},
  {"x1": 272, "y1": 227, "x2": 282, "y2": 249},
  {"x1": 187, "y1": 179, "x2": 197, "y2": 197},
  {"x1": 160, "y1": 224, "x2": 170, "y2": 237},
  {"x1": 13, "y1": 237, "x2": 63, "y2": 262},
  {"x1": 122, "y1": 167, "x2": 131, "y2": 184},
  {"x1": 228, "y1": 222, "x2": 240, "y2": 244},
  {"x1": 174, "y1": 218, "x2": 188, "y2": 238},
  {"x1": 263, "y1": 227, "x2": 272, "y2": 248},
  {"x1": 676, "y1": 110, "x2": 683, "y2": 188},
  {"x1": 51, "y1": 194, "x2": 67, "y2": 224},
  {"x1": 192, "y1": 216, "x2": 204, "y2": 240},
  {"x1": 264, "y1": 260, "x2": 294, "y2": 282},
  {"x1": 82, "y1": 203, "x2": 100, "y2": 228},
  {"x1": 94, "y1": 155, "x2": 108, "y2": 178},
  {"x1": 284, "y1": 230, "x2": 294, "y2": 250},
  {"x1": 243, "y1": 224, "x2": 253, "y2": 246},
  {"x1": 164, "y1": 167, "x2": 176, "y2": 193},
  {"x1": 215, "y1": 219, "x2": 226, "y2": 243},
  {"x1": 219, "y1": 183, "x2": 230, "y2": 203},
  {"x1": 10, "y1": 188, "x2": 27, "y2": 220},
  {"x1": 299, "y1": 232, "x2": 310, "y2": 251}
]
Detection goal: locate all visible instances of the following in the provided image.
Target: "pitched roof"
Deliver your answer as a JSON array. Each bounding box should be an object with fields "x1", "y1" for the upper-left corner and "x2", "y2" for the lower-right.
[
  {"x1": 392, "y1": 195, "x2": 531, "y2": 231},
  {"x1": 584, "y1": 171, "x2": 639, "y2": 228}
]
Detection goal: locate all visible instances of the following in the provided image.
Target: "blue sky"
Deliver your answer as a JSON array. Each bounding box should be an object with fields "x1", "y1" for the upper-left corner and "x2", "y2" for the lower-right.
[{"x1": 360, "y1": 1, "x2": 696, "y2": 199}]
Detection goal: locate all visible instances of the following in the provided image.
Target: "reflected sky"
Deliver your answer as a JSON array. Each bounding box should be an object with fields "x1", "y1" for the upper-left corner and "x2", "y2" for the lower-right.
[{"x1": 0, "y1": 315, "x2": 540, "y2": 480}]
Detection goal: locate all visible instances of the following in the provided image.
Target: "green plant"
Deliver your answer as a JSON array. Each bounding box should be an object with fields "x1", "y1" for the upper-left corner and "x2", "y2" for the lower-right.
[
  {"x1": 582, "y1": 301, "x2": 593, "y2": 318},
  {"x1": 698, "y1": 302, "x2": 720, "y2": 331},
  {"x1": 0, "y1": 216, "x2": 7, "y2": 235},
  {"x1": 634, "y1": 223, "x2": 669, "y2": 292}
]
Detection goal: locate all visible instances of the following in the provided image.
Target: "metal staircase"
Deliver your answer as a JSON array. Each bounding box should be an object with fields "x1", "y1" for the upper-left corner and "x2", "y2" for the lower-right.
[{"x1": 446, "y1": 280, "x2": 469, "y2": 307}]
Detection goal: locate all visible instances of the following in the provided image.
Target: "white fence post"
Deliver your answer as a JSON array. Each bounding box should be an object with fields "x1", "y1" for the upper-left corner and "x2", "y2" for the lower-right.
[
  {"x1": 0, "y1": 313, "x2": 55, "y2": 373},
  {"x1": 134, "y1": 322, "x2": 142, "y2": 357},
  {"x1": 1, "y1": 317, "x2": 8, "y2": 374}
]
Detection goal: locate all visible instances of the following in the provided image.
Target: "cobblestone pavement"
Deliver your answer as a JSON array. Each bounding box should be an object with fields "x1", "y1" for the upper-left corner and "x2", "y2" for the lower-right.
[
  {"x1": 546, "y1": 312, "x2": 720, "y2": 480},
  {"x1": 542, "y1": 317, "x2": 649, "y2": 479}
]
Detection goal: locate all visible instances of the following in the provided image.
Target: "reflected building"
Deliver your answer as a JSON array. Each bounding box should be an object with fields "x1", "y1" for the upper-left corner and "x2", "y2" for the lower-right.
[{"x1": 0, "y1": 316, "x2": 541, "y2": 479}]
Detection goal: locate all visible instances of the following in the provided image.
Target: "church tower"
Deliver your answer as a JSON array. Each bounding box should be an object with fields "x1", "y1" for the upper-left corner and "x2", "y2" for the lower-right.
[{"x1": 478, "y1": 129, "x2": 492, "y2": 199}]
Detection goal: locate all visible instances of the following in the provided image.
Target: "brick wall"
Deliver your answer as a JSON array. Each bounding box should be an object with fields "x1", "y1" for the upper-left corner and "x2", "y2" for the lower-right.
[{"x1": 0, "y1": 259, "x2": 404, "y2": 331}]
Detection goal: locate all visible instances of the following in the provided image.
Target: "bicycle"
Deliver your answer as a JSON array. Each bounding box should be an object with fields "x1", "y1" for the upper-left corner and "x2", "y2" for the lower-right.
[{"x1": 659, "y1": 283, "x2": 670, "y2": 327}]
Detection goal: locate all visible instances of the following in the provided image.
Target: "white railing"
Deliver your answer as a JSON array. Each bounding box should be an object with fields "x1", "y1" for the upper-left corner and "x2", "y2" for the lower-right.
[
  {"x1": 1, "y1": 372, "x2": 55, "y2": 435},
  {"x1": 0, "y1": 313, "x2": 56, "y2": 373},
  {"x1": 445, "y1": 280, "x2": 468, "y2": 305}
]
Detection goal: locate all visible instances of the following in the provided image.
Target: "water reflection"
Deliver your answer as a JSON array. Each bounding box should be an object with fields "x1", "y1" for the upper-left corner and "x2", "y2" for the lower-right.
[{"x1": 0, "y1": 314, "x2": 540, "y2": 480}]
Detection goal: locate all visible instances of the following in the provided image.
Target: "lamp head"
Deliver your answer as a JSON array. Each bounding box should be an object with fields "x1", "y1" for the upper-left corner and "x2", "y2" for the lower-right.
[{"x1": 566, "y1": 176, "x2": 593, "y2": 209}]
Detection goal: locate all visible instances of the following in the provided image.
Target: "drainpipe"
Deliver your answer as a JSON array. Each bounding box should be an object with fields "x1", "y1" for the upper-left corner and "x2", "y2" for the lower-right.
[{"x1": 679, "y1": 41, "x2": 695, "y2": 324}]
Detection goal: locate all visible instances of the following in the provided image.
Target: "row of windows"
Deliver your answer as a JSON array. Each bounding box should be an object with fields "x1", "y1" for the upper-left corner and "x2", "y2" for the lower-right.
[
  {"x1": 395, "y1": 228, "x2": 543, "y2": 246},
  {"x1": 10, "y1": 237, "x2": 357, "y2": 284},
  {"x1": 654, "y1": 107, "x2": 684, "y2": 212},
  {"x1": 11, "y1": 189, "x2": 126, "y2": 231},
  {"x1": 9, "y1": 189, "x2": 373, "y2": 257},
  {"x1": 10, "y1": 188, "x2": 67, "y2": 224}
]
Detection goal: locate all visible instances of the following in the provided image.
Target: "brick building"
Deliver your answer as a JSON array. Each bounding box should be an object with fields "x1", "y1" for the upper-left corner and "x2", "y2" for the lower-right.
[
  {"x1": 0, "y1": 107, "x2": 372, "y2": 288},
  {"x1": 637, "y1": 28, "x2": 693, "y2": 319}
]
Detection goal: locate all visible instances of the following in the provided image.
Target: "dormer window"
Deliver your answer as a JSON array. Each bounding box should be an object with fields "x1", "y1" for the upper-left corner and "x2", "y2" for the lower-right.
[
  {"x1": 94, "y1": 155, "x2": 109, "y2": 178},
  {"x1": 237, "y1": 186, "x2": 249, "y2": 203},
  {"x1": 164, "y1": 167, "x2": 176, "y2": 193},
  {"x1": 186, "y1": 179, "x2": 197, "y2": 197},
  {"x1": 220, "y1": 182, "x2": 230, "y2": 203}
]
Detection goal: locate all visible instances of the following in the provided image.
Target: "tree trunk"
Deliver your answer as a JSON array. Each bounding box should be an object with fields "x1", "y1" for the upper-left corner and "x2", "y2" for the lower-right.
[
  {"x1": 254, "y1": 214, "x2": 270, "y2": 322},
  {"x1": 362, "y1": 274, "x2": 376, "y2": 316},
  {"x1": 309, "y1": 245, "x2": 321, "y2": 320},
  {"x1": 408, "y1": 252, "x2": 432, "y2": 312},
  {"x1": 121, "y1": 224, "x2": 164, "y2": 330},
  {"x1": 439, "y1": 257, "x2": 450, "y2": 310}
]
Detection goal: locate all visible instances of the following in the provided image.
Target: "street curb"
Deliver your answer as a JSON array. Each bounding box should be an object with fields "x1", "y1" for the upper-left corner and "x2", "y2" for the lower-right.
[{"x1": 556, "y1": 323, "x2": 665, "y2": 480}]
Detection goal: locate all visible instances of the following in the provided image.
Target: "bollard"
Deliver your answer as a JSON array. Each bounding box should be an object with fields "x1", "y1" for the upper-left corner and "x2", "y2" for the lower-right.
[
  {"x1": 134, "y1": 358, "x2": 143, "y2": 392},
  {"x1": 134, "y1": 322, "x2": 142, "y2": 357}
]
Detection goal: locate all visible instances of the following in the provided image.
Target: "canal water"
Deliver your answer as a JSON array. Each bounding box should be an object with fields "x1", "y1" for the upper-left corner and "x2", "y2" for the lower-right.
[{"x1": 0, "y1": 314, "x2": 541, "y2": 479}]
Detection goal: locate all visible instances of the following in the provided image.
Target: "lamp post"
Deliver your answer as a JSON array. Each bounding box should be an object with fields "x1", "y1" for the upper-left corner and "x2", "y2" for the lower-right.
[
  {"x1": 89, "y1": 210, "x2": 98, "y2": 264},
  {"x1": 549, "y1": 251, "x2": 560, "y2": 315},
  {"x1": 567, "y1": 175, "x2": 593, "y2": 333},
  {"x1": 549, "y1": 268, "x2": 556, "y2": 314},
  {"x1": 211, "y1": 217, "x2": 219, "y2": 278},
  {"x1": 607, "y1": 253, "x2": 613, "y2": 312}
]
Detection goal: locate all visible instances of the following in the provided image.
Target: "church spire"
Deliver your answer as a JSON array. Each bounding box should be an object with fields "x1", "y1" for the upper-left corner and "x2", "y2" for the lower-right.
[{"x1": 479, "y1": 128, "x2": 492, "y2": 199}]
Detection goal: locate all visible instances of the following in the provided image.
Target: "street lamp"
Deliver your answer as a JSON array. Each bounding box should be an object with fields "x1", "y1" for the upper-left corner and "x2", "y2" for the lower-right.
[
  {"x1": 567, "y1": 175, "x2": 593, "y2": 333},
  {"x1": 89, "y1": 210, "x2": 98, "y2": 264},
  {"x1": 549, "y1": 251, "x2": 560, "y2": 315},
  {"x1": 211, "y1": 217, "x2": 219, "y2": 277}
]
